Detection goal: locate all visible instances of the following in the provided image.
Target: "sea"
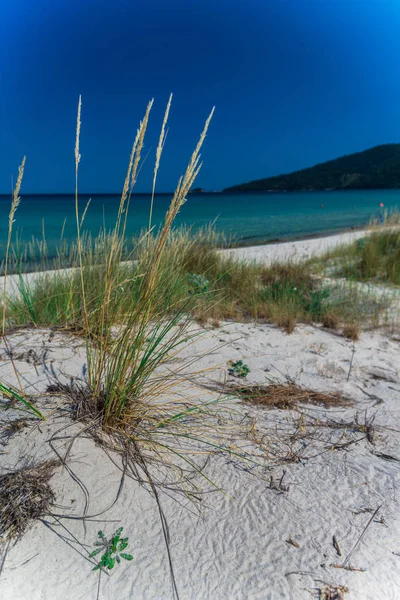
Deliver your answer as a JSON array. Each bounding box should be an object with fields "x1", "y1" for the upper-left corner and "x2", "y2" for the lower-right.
[{"x1": 0, "y1": 189, "x2": 398, "y2": 259}]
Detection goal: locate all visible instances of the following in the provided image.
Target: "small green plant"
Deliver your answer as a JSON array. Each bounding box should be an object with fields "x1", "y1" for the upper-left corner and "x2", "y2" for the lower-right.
[
  {"x1": 90, "y1": 527, "x2": 133, "y2": 571},
  {"x1": 228, "y1": 360, "x2": 250, "y2": 378},
  {"x1": 188, "y1": 273, "x2": 210, "y2": 295}
]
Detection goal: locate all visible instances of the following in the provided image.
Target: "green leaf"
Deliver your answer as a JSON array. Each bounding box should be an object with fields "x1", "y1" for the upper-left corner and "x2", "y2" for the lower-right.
[
  {"x1": 120, "y1": 553, "x2": 134, "y2": 561},
  {"x1": 116, "y1": 555, "x2": 121, "y2": 564},
  {"x1": 112, "y1": 528, "x2": 123, "y2": 552},
  {"x1": 118, "y1": 540, "x2": 129, "y2": 552},
  {"x1": 107, "y1": 556, "x2": 115, "y2": 570},
  {"x1": 89, "y1": 548, "x2": 102, "y2": 558}
]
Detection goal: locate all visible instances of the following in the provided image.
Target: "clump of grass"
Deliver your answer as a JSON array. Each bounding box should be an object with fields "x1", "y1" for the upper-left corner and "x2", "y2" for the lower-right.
[
  {"x1": 318, "y1": 227, "x2": 400, "y2": 286},
  {"x1": 0, "y1": 158, "x2": 45, "y2": 418},
  {"x1": 76, "y1": 100, "x2": 215, "y2": 428},
  {"x1": 0, "y1": 460, "x2": 58, "y2": 542},
  {"x1": 322, "y1": 311, "x2": 340, "y2": 330},
  {"x1": 223, "y1": 383, "x2": 350, "y2": 410}
]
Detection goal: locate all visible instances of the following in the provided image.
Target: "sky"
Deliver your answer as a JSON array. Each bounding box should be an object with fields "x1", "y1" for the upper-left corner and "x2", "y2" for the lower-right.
[{"x1": 1, "y1": 0, "x2": 400, "y2": 193}]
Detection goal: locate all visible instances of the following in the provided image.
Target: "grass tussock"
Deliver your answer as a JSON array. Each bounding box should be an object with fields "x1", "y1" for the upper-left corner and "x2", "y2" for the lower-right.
[
  {"x1": 223, "y1": 383, "x2": 350, "y2": 410},
  {"x1": 0, "y1": 460, "x2": 58, "y2": 542},
  {"x1": 2, "y1": 97, "x2": 269, "y2": 515}
]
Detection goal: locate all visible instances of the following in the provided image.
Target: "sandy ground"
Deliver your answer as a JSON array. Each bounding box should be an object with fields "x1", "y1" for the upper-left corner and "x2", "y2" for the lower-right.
[
  {"x1": 0, "y1": 322, "x2": 400, "y2": 600},
  {"x1": 222, "y1": 230, "x2": 368, "y2": 265}
]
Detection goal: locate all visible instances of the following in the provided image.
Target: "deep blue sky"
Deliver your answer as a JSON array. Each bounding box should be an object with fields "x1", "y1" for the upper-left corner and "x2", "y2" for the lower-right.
[{"x1": 1, "y1": 0, "x2": 400, "y2": 193}]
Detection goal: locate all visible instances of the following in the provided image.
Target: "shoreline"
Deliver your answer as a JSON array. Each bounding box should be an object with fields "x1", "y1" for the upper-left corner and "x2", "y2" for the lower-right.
[
  {"x1": 0, "y1": 228, "x2": 370, "y2": 300},
  {"x1": 1, "y1": 224, "x2": 371, "y2": 278},
  {"x1": 4, "y1": 222, "x2": 398, "y2": 289},
  {"x1": 227, "y1": 223, "x2": 368, "y2": 248}
]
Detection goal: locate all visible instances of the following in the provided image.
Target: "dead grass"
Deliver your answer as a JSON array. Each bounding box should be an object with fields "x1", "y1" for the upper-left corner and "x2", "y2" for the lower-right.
[
  {"x1": 0, "y1": 460, "x2": 59, "y2": 542},
  {"x1": 220, "y1": 383, "x2": 350, "y2": 410},
  {"x1": 322, "y1": 311, "x2": 340, "y2": 330},
  {"x1": 342, "y1": 322, "x2": 360, "y2": 341}
]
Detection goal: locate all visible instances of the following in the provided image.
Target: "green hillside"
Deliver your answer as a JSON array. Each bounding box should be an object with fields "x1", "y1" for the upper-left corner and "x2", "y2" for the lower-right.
[{"x1": 224, "y1": 144, "x2": 400, "y2": 192}]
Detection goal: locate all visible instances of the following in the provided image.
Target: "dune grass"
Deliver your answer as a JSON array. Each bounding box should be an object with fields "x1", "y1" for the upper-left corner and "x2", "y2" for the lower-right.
[
  {"x1": 1, "y1": 98, "x2": 270, "y2": 532},
  {"x1": 3, "y1": 224, "x2": 389, "y2": 340},
  {"x1": 321, "y1": 228, "x2": 400, "y2": 286}
]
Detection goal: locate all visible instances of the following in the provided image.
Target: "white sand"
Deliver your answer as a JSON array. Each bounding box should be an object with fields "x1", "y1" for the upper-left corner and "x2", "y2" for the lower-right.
[
  {"x1": 221, "y1": 230, "x2": 368, "y2": 265},
  {"x1": 1, "y1": 323, "x2": 400, "y2": 600}
]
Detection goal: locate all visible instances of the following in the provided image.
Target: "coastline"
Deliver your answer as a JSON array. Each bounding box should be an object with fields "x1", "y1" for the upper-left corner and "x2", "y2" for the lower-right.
[
  {"x1": 1, "y1": 225, "x2": 371, "y2": 278},
  {"x1": 227, "y1": 223, "x2": 369, "y2": 247}
]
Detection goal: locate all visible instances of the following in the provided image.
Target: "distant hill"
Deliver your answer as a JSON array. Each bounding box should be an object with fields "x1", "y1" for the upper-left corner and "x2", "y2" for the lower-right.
[{"x1": 224, "y1": 144, "x2": 400, "y2": 192}]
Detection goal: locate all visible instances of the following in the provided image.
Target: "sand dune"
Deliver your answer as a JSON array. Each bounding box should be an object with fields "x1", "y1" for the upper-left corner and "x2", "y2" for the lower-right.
[{"x1": 1, "y1": 321, "x2": 399, "y2": 600}]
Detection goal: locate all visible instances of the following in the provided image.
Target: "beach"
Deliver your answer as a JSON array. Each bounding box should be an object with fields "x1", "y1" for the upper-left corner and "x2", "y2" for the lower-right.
[
  {"x1": 222, "y1": 228, "x2": 368, "y2": 264},
  {"x1": 0, "y1": 228, "x2": 399, "y2": 600},
  {"x1": 3, "y1": 1, "x2": 400, "y2": 597}
]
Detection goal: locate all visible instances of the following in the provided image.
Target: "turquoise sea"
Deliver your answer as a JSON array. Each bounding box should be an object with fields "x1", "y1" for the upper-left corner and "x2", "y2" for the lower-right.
[{"x1": 0, "y1": 189, "x2": 398, "y2": 258}]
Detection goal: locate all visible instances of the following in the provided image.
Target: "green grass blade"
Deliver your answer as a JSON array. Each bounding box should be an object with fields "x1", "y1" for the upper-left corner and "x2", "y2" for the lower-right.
[{"x1": 0, "y1": 382, "x2": 44, "y2": 419}]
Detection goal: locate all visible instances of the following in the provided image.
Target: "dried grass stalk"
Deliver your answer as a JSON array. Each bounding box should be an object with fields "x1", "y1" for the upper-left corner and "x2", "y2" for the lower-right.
[{"x1": 2, "y1": 157, "x2": 26, "y2": 336}]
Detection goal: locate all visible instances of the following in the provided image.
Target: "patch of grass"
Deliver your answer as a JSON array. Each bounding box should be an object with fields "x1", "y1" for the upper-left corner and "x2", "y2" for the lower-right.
[
  {"x1": 322, "y1": 311, "x2": 340, "y2": 330},
  {"x1": 3, "y1": 228, "x2": 391, "y2": 337},
  {"x1": 318, "y1": 228, "x2": 400, "y2": 286}
]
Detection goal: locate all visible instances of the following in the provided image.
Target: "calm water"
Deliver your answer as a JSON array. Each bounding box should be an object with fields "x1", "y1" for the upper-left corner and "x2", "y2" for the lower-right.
[{"x1": 0, "y1": 190, "x2": 398, "y2": 257}]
